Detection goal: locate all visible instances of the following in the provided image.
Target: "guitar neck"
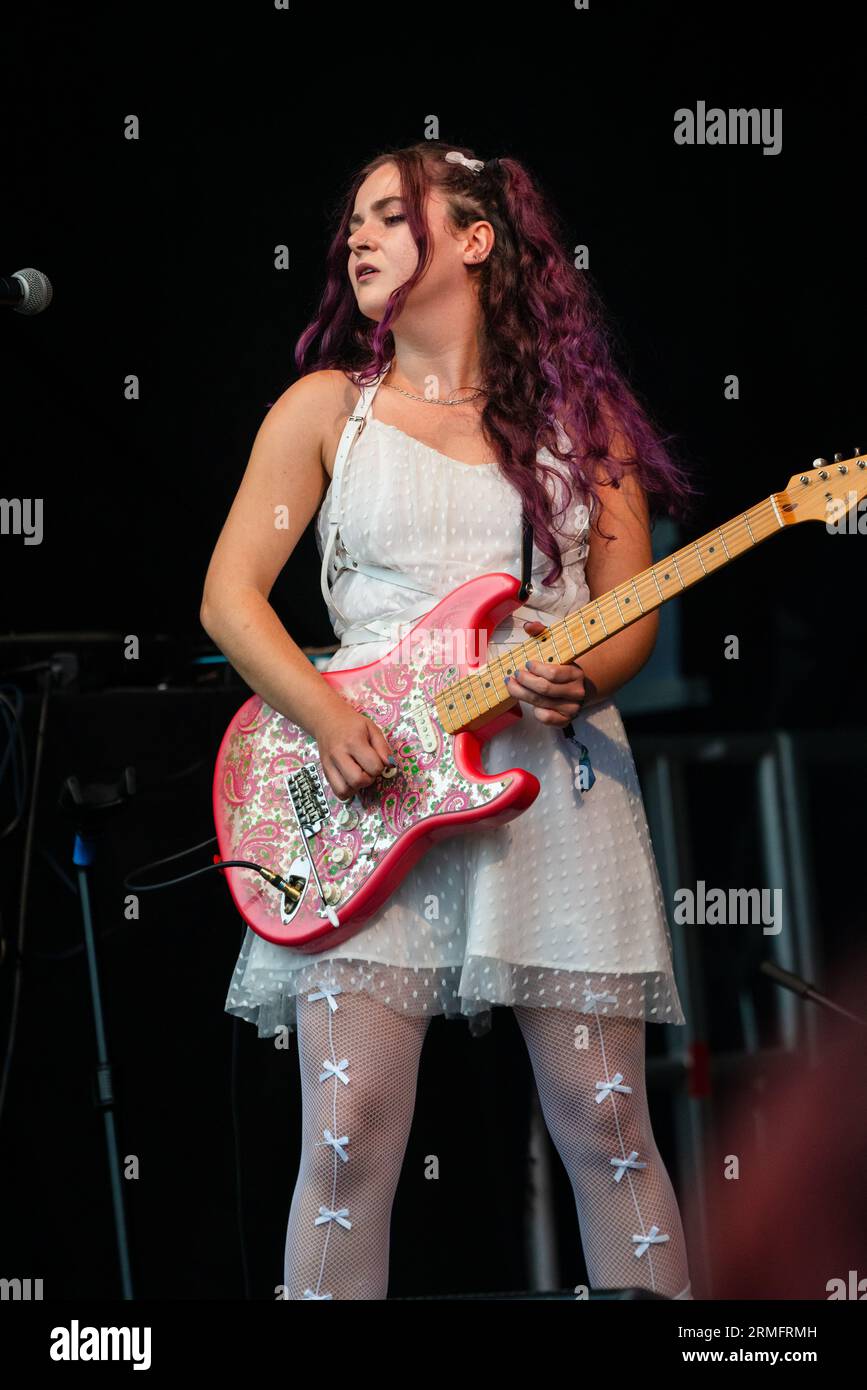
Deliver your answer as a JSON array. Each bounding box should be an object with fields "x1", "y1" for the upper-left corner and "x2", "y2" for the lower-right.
[{"x1": 436, "y1": 492, "x2": 785, "y2": 734}]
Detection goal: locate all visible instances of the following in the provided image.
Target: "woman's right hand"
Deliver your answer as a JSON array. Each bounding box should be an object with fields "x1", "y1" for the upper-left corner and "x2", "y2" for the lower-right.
[{"x1": 310, "y1": 697, "x2": 396, "y2": 803}]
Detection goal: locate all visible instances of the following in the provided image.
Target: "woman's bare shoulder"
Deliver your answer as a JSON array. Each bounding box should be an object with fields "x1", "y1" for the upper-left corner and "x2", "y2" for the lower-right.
[
  {"x1": 269, "y1": 369, "x2": 359, "y2": 478},
  {"x1": 268, "y1": 368, "x2": 354, "y2": 418},
  {"x1": 303, "y1": 369, "x2": 364, "y2": 479}
]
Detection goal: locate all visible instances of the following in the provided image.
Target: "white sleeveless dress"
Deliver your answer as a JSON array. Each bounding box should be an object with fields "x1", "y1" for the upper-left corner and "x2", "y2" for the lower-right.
[{"x1": 225, "y1": 377, "x2": 686, "y2": 1039}]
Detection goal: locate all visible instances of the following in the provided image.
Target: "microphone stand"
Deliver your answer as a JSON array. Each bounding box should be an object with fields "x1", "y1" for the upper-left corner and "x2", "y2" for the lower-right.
[
  {"x1": 759, "y1": 960, "x2": 867, "y2": 1027},
  {"x1": 58, "y1": 768, "x2": 138, "y2": 1299}
]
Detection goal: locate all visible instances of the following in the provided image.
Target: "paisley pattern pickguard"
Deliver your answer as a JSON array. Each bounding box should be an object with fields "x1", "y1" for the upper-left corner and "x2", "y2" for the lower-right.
[{"x1": 216, "y1": 652, "x2": 514, "y2": 935}]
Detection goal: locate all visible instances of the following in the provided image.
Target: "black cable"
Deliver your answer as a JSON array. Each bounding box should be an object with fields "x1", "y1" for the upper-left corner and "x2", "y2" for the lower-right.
[
  {"x1": 122, "y1": 834, "x2": 218, "y2": 889},
  {"x1": 123, "y1": 835, "x2": 302, "y2": 900}
]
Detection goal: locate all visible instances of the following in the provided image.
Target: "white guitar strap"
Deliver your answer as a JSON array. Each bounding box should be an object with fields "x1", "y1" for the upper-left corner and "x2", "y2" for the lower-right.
[{"x1": 319, "y1": 364, "x2": 540, "y2": 647}]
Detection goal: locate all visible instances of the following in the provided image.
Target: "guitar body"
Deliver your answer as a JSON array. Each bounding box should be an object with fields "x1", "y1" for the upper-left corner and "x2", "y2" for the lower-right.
[{"x1": 213, "y1": 572, "x2": 541, "y2": 951}]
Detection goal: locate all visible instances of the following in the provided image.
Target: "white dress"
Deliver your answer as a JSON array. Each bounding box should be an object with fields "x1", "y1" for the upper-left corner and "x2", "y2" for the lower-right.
[{"x1": 225, "y1": 382, "x2": 687, "y2": 1039}]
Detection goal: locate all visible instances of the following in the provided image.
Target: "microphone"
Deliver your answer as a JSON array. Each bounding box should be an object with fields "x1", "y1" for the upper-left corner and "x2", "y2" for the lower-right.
[{"x1": 0, "y1": 267, "x2": 53, "y2": 314}]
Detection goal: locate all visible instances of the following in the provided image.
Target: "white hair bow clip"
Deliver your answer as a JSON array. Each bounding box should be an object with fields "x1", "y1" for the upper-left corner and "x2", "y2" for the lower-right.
[{"x1": 444, "y1": 150, "x2": 484, "y2": 174}]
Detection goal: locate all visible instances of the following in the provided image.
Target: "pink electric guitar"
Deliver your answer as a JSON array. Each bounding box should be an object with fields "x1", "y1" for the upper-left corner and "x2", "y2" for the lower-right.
[{"x1": 213, "y1": 454, "x2": 865, "y2": 950}]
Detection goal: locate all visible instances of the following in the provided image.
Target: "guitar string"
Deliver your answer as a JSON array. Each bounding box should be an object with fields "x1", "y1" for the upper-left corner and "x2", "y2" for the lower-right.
[{"x1": 435, "y1": 494, "x2": 786, "y2": 726}]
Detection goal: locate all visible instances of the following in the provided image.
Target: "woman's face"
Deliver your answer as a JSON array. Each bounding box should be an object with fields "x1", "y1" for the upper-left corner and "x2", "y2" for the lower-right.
[{"x1": 346, "y1": 161, "x2": 481, "y2": 322}]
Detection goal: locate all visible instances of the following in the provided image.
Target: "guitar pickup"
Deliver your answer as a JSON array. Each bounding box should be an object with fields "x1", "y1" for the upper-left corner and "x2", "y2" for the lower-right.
[{"x1": 407, "y1": 692, "x2": 438, "y2": 754}]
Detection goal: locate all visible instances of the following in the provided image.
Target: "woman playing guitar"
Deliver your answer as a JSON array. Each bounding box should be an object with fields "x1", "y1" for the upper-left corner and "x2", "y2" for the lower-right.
[{"x1": 202, "y1": 140, "x2": 694, "y2": 1301}]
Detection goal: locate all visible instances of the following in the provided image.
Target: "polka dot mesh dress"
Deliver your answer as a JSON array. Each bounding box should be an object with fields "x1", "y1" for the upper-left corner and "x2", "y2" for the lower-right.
[{"x1": 224, "y1": 372, "x2": 687, "y2": 1040}]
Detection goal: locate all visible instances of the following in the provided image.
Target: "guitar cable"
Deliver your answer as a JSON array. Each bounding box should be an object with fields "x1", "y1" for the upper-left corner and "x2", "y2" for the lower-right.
[{"x1": 122, "y1": 837, "x2": 299, "y2": 899}]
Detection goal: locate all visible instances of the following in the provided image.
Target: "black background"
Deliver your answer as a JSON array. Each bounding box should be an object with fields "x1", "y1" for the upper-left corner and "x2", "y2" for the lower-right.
[{"x1": 1, "y1": 1, "x2": 864, "y2": 1302}]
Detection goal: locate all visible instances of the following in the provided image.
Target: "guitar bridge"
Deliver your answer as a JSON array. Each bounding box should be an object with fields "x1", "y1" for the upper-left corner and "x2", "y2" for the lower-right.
[
  {"x1": 286, "y1": 760, "x2": 332, "y2": 835},
  {"x1": 279, "y1": 762, "x2": 340, "y2": 926}
]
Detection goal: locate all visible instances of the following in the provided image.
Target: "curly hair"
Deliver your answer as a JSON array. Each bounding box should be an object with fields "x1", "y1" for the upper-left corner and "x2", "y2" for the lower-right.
[{"x1": 294, "y1": 138, "x2": 697, "y2": 590}]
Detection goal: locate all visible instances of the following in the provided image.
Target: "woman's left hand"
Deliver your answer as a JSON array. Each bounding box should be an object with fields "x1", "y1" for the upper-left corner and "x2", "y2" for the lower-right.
[{"x1": 505, "y1": 620, "x2": 586, "y2": 726}]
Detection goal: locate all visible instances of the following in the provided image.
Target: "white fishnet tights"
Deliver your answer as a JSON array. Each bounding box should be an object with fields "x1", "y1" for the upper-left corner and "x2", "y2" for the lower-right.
[
  {"x1": 283, "y1": 982, "x2": 691, "y2": 1299},
  {"x1": 283, "y1": 983, "x2": 431, "y2": 1300},
  {"x1": 513, "y1": 1004, "x2": 692, "y2": 1299}
]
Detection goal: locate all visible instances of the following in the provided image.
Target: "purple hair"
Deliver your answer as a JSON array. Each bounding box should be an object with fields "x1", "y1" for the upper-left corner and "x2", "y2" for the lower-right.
[{"x1": 294, "y1": 139, "x2": 697, "y2": 590}]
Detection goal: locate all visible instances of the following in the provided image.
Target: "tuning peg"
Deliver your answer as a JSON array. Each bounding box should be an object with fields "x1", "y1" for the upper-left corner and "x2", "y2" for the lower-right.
[
  {"x1": 854, "y1": 446, "x2": 861, "y2": 455},
  {"x1": 812, "y1": 457, "x2": 829, "y2": 468},
  {"x1": 834, "y1": 452, "x2": 844, "y2": 462}
]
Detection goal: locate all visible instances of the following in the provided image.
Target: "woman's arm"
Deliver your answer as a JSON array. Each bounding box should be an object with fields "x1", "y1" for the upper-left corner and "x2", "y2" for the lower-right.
[
  {"x1": 200, "y1": 371, "x2": 352, "y2": 738},
  {"x1": 507, "y1": 399, "x2": 664, "y2": 721},
  {"x1": 509, "y1": 466, "x2": 659, "y2": 720},
  {"x1": 576, "y1": 466, "x2": 660, "y2": 706}
]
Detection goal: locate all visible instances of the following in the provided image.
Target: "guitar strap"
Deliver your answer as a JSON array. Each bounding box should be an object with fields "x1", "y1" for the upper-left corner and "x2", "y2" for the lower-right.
[{"x1": 319, "y1": 364, "x2": 539, "y2": 646}]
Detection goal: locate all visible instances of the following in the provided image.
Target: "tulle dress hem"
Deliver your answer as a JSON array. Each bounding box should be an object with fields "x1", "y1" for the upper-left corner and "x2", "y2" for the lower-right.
[{"x1": 224, "y1": 945, "x2": 686, "y2": 1041}]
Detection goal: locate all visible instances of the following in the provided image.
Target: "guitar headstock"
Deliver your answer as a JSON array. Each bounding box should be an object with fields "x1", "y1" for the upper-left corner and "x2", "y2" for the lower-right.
[{"x1": 777, "y1": 449, "x2": 867, "y2": 525}]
